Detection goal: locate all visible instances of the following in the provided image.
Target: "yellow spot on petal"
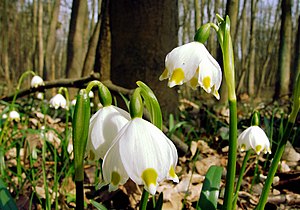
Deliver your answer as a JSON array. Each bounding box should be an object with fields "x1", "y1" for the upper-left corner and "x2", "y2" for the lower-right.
[
  {"x1": 159, "y1": 68, "x2": 169, "y2": 80},
  {"x1": 240, "y1": 144, "x2": 246, "y2": 151},
  {"x1": 255, "y1": 145, "x2": 262, "y2": 154},
  {"x1": 203, "y1": 76, "x2": 211, "y2": 91},
  {"x1": 189, "y1": 77, "x2": 198, "y2": 89},
  {"x1": 111, "y1": 171, "x2": 121, "y2": 186},
  {"x1": 89, "y1": 150, "x2": 95, "y2": 160},
  {"x1": 141, "y1": 168, "x2": 158, "y2": 189},
  {"x1": 169, "y1": 166, "x2": 176, "y2": 178},
  {"x1": 170, "y1": 68, "x2": 185, "y2": 85}
]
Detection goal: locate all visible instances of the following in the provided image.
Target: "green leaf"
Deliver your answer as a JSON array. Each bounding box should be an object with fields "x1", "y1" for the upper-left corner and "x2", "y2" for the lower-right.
[
  {"x1": 89, "y1": 200, "x2": 108, "y2": 210},
  {"x1": 155, "y1": 192, "x2": 164, "y2": 210},
  {"x1": 197, "y1": 165, "x2": 223, "y2": 210},
  {"x1": 136, "y1": 81, "x2": 162, "y2": 130},
  {"x1": 0, "y1": 178, "x2": 18, "y2": 210}
]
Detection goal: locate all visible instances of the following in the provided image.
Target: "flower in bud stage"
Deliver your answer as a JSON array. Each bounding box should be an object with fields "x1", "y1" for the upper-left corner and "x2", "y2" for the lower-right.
[
  {"x1": 102, "y1": 117, "x2": 179, "y2": 195},
  {"x1": 88, "y1": 91, "x2": 94, "y2": 98},
  {"x1": 238, "y1": 126, "x2": 271, "y2": 155},
  {"x1": 159, "y1": 41, "x2": 222, "y2": 99},
  {"x1": 49, "y1": 94, "x2": 67, "y2": 109},
  {"x1": 86, "y1": 105, "x2": 130, "y2": 161},
  {"x1": 31, "y1": 75, "x2": 44, "y2": 88},
  {"x1": 9, "y1": 110, "x2": 20, "y2": 121}
]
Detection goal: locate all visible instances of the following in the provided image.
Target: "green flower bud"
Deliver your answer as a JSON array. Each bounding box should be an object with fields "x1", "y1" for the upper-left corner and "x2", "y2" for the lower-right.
[
  {"x1": 194, "y1": 23, "x2": 211, "y2": 44},
  {"x1": 251, "y1": 111, "x2": 260, "y2": 126},
  {"x1": 73, "y1": 89, "x2": 91, "y2": 181},
  {"x1": 98, "y1": 83, "x2": 112, "y2": 107},
  {"x1": 130, "y1": 88, "x2": 143, "y2": 119}
]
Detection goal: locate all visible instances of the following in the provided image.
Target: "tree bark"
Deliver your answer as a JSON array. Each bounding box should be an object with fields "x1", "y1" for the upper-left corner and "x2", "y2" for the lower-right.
[
  {"x1": 45, "y1": 0, "x2": 61, "y2": 80},
  {"x1": 274, "y1": 0, "x2": 292, "y2": 99},
  {"x1": 37, "y1": 0, "x2": 44, "y2": 77},
  {"x1": 248, "y1": 0, "x2": 258, "y2": 97},
  {"x1": 110, "y1": 0, "x2": 179, "y2": 114},
  {"x1": 66, "y1": 0, "x2": 88, "y2": 79},
  {"x1": 292, "y1": 15, "x2": 300, "y2": 88},
  {"x1": 94, "y1": 0, "x2": 111, "y2": 81}
]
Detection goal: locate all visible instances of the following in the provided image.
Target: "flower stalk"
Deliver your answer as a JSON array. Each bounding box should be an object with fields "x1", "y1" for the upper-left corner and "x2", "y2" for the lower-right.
[{"x1": 256, "y1": 74, "x2": 300, "y2": 209}]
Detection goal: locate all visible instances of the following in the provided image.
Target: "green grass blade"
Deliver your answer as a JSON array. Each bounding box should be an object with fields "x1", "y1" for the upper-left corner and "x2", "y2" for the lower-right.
[
  {"x1": 89, "y1": 199, "x2": 108, "y2": 210},
  {"x1": 197, "y1": 165, "x2": 223, "y2": 210}
]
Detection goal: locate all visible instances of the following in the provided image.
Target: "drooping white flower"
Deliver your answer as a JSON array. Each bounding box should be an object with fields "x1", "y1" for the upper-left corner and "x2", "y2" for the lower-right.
[
  {"x1": 86, "y1": 105, "x2": 130, "y2": 161},
  {"x1": 49, "y1": 94, "x2": 67, "y2": 109},
  {"x1": 31, "y1": 75, "x2": 44, "y2": 88},
  {"x1": 102, "y1": 117, "x2": 179, "y2": 195},
  {"x1": 238, "y1": 126, "x2": 271, "y2": 155},
  {"x1": 36, "y1": 92, "x2": 44, "y2": 100},
  {"x1": 159, "y1": 41, "x2": 222, "y2": 99},
  {"x1": 9, "y1": 110, "x2": 20, "y2": 121},
  {"x1": 88, "y1": 91, "x2": 94, "y2": 98}
]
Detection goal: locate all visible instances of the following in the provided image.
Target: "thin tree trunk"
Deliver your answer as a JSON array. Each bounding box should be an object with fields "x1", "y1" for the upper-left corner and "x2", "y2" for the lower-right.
[
  {"x1": 37, "y1": 0, "x2": 44, "y2": 77},
  {"x1": 236, "y1": 0, "x2": 248, "y2": 94},
  {"x1": 194, "y1": 0, "x2": 201, "y2": 32},
  {"x1": 292, "y1": 15, "x2": 300, "y2": 87},
  {"x1": 248, "y1": 0, "x2": 258, "y2": 97},
  {"x1": 274, "y1": 0, "x2": 292, "y2": 99},
  {"x1": 82, "y1": 12, "x2": 101, "y2": 77},
  {"x1": 45, "y1": 0, "x2": 61, "y2": 80},
  {"x1": 66, "y1": 0, "x2": 88, "y2": 79},
  {"x1": 93, "y1": 0, "x2": 110, "y2": 80}
]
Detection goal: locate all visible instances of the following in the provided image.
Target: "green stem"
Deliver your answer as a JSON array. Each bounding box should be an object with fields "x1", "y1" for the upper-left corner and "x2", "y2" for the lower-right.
[
  {"x1": 222, "y1": 100, "x2": 237, "y2": 210},
  {"x1": 139, "y1": 189, "x2": 149, "y2": 210},
  {"x1": 256, "y1": 121, "x2": 294, "y2": 209},
  {"x1": 233, "y1": 150, "x2": 251, "y2": 208},
  {"x1": 75, "y1": 181, "x2": 84, "y2": 210},
  {"x1": 42, "y1": 139, "x2": 51, "y2": 210}
]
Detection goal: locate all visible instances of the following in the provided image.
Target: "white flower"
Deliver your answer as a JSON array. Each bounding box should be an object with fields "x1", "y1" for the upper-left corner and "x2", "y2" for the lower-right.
[
  {"x1": 2, "y1": 114, "x2": 8, "y2": 119},
  {"x1": 49, "y1": 94, "x2": 67, "y2": 109},
  {"x1": 102, "y1": 118, "x2": 179, "y2": 195},
  {"x1": 159, "y1": 41, "x2": 222, "y2": 99},
  {"x1": 88, "y1": 91, "x2": 94, "y2": 98},
  {"x1": 31, "y1": 75, "x2": 44, "y2": 88},
  {"x1": 238, "y1": 126, "x2": 271, "y2": 155},
  {"x1": 9, "y1": 110, "x2": 20, "y2": 121},
  {"x1": 86, "y1": 105, "x2": 130, "y2": 161},
  {"x1": 36, "y1": 92, "x2": 44, "y2": 100},
  {"x1": 71, "y1": 99, "x2": 77, "y2": 106}
]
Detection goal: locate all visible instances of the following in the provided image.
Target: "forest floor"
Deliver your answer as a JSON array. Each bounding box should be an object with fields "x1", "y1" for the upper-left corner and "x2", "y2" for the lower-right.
[{"x1": 1, "y1": 90, "x2": 299, "y2": 210}]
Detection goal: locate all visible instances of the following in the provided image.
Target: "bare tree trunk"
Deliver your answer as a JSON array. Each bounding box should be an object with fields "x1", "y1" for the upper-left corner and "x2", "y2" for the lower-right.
[
  {"x1": 31, "y1": 0, "x2": 38, "y2": 72},
  {"x1": 82, "y1": 16, "x2": 101, "y2": 77},
  {"x1": 248, "y1": 0, "x2": 258, "y2": 97},
  {"x1": 66, "y1": 0, "x2": 88, "y2": 79},
  {"x1": 274, "y1": 0, "x2": 292, "y2": 99},
  {"x1": 2, "y1": 0, "x2": 12, "y2": 92},
  {"x1": 45, "y1": 0, "x2": 61, "y2": 80},
  {"x1": 110, "y1": 0, "x2": 179, "y2": 114},
  {"x1": 37, "y1": 0, "x2": 44, "y2": 77},
  {"x1": 236, "y1": 0, "x2": 248, "y2": 94},
  {"x1": 292, "y1": 15, "x2": 300, "y2": 87},
  {"x1": 94, "y1": 0, "x2": 111, "y2": 81},
  {"x1": 194, "y1": 0, "x2": 201, "y2": 31}
]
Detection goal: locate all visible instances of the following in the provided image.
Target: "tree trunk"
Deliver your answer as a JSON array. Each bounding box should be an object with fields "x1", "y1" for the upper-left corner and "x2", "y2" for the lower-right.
[
  {"x1": 45, "y1": 0, "x2": 61, "y2": 80},
  {"x1": 94, "y1": 0, "x2": 111, "y2": 81},
  {"x1": 292, "y1": 15, "x2": 300, "y2": 88},
  {"x1": 274, "y1": 0, "x2": 292, "y2": 99},
  {"x1": 194, "y1": 0, "x2": 201, "y2": 32},
  {"x1": 110, "y1": 0, "x2": 179, "y2": 114},
  {"x1": 66, "y1": 0, "x2": 88, "y2": 79},
  {"x1": 236, "y1": 0, "x2": 248, "y2": 94},
  {"x1": 37, "y1": 0, "x2": 44, "y2": 77},
  {"x1": 248, "y1": 0, "x2": 258, "y2": 97}
]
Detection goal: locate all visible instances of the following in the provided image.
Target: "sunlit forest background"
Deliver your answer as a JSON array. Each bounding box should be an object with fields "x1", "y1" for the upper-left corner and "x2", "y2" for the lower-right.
[{"x1": 0, "y1": 0, "x2": 299, "y2": 209}]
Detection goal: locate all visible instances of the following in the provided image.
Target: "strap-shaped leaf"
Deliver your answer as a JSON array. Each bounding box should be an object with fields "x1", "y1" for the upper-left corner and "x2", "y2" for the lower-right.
[
  {"x1": 0, "y1": 178, "x2": 18, "y2": 210},
  {"x1": 197, "y1": 165, "x2": 223, "y2": 210}
]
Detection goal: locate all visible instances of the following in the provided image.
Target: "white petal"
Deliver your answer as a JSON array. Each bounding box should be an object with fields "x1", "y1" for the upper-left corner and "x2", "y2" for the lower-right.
[
  {"x1": 87, "y1": 106, "x2": 130, "y2": 160},
  {"x1": 31, "y1": 75, "x2": 44, "y2": 88},
  {"x1": 119, "y1": 118, "x2": 178, "y2": 184},
  {"x1": 102, "y1": 137, "x2": 129, "y2": 191}
]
